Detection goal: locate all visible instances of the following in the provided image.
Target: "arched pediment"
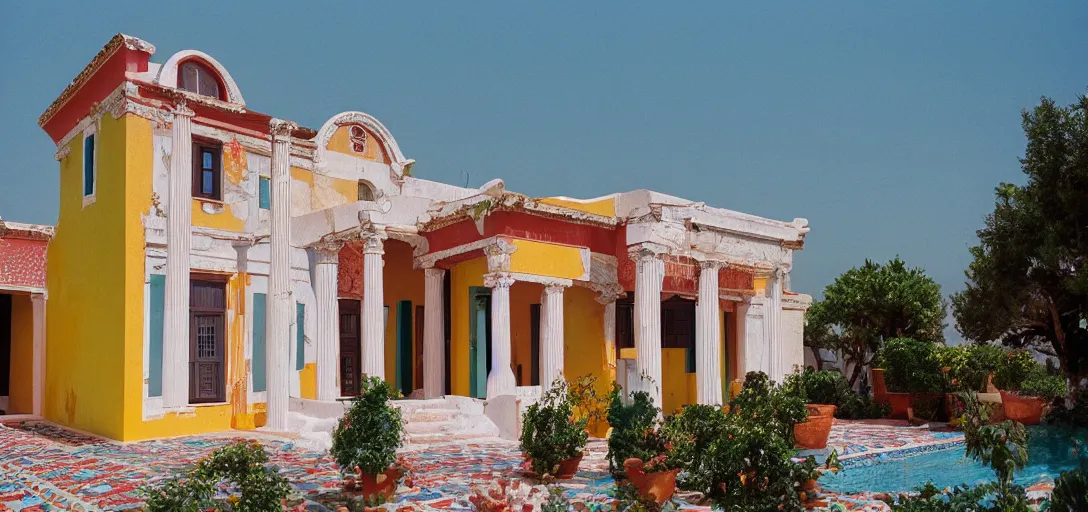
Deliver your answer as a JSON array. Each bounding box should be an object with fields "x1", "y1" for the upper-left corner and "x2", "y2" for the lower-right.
[
  {"x1": 312, "y1": 111, "x2": 413, "y2": 176},
  {"x1": 154, "y1": 50, "x2": 245, "y2": 105}
]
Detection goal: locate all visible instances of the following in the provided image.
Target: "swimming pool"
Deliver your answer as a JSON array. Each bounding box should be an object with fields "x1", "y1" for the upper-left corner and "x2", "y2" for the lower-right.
[{"x1": 820, "y1": 426, "x2": 1084, "y2": 494}]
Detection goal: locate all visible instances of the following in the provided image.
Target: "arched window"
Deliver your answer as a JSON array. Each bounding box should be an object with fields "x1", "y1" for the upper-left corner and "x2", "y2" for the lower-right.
[
  {"x1": 358, "y1": 180, "x2": 376, "y2": 201},
  {"x1": 179, "y1": 61, "x2": 222, "y2": 99}
]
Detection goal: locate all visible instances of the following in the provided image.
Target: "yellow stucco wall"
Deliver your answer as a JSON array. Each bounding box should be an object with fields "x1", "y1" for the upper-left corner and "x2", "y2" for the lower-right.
[
  {"x1": 45, "y1": 114, "x2": 130, "y2": 439},
  {"x1": 327, "y1": 125, "x2": 390, "y2": 163},
  {"x1": 8, "y1": 294, "x2": 34, "y2": 414},
  {"x1": 291, "y1": 167, "x2": 359, "y2": 215},
  {"x1": 449, "y1": 257, "x2": 487, "y2": 396},
  {"x1": 191, "y1": 199, "x2": 246, "y2": 232},
  {"x1": 661, "y1": 348, "x2": 694, "y2": 416},
  {"x1": 537, "y1": 197, "x2": 616, "y2": 218},
  {"x1": 508, "y1": 239, "x2": 585, "y2": 280}
]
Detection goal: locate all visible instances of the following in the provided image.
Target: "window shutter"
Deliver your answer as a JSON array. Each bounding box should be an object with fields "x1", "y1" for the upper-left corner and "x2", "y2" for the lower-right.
[
  {"x1": 83, "y1": 135, "x2": 95, "y2": 197},
  {"x1": 253, "y1": 293, "x2": 267, "y2": 392},
  {"x1": 148, "y1": 274, "x2": 165, "y2": 397},
  {"x1": 259, "y1": 177, "x2": 271, "y2": 209},
  {"x1": 295, "y1": 302, "x2": 305, "y2": 371}
]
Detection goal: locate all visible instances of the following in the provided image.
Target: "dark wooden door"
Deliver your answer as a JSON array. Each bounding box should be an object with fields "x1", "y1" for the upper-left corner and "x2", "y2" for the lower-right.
[
  {"x1": 529, "y1": 304, "x2": 541, "y2": 386},
  {"x1": 339, "y1": 299, "x2": 362, "y2": 396},
  {"x1": 414, "y1": 305, "x2": 424, "y2": 392},
  {"x1": 189, "y1": 280, "x2": 226, "y2": 403}
]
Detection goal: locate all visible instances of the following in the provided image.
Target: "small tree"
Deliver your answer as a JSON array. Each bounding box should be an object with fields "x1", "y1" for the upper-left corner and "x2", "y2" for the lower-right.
[
  {"x1": 330, "y1": 376, "x2": 403, "y2": 478},
  {"x1": 805, "y1": 257, "x2": 946, "y2": 386}
]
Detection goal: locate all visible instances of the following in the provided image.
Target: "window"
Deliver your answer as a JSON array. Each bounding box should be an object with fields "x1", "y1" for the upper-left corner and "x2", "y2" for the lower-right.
[
  {"x1": 179, "y1": 61, "x2": 222, "y2": 99},
  {"x1": 192, "y1": 142, "x2": 221, "y2": 200},
  {"x1": 189, "y1": 279, "x2": 226, "y2": 403},
  {"x1": 259, "y1": 176, "x2": 271, "y2": 209},
  {"x1": 82, "y1": 127, "x2": 97, "y2": 205},
  {"x1": 358, "y1": 180, "x2": 376, "y2": 201}
]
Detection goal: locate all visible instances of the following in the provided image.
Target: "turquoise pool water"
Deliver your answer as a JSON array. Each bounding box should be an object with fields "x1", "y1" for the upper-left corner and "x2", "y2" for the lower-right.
[{"x1": 820, "y1": 426, "x2": 1084, "y2": 493}]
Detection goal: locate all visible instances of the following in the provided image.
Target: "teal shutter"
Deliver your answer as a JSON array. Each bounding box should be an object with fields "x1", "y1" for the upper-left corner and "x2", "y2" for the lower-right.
[
  {"x1": 148, "y1": 274, "x2": 165, "y2": 397},
  {"x1": 83, "y1": 135, "x2": 95, "y2": 196},
  {"x1": 253, "y1": 293, "x2": 267, "y2": 392},
  {"x1": 295, "y1": 303, "x2": 305, "y2": 371},
  {"x1": 259, "y1": 177, "x2": 271, "y2": 209}
]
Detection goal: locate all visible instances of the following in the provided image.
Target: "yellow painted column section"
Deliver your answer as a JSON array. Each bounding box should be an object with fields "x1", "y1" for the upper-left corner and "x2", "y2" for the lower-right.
[
  {"x1": 561, "y1": 286, "x2": 609, "y2": 436},
  {"x1": 300, "y1": 363, "x2": 317, "y2": 399},
  {"x1": 8, "y1": 294, "x2": 34, "y2": 414},
  {"x1": 449, "y1": 258, "x2": 487, "y2": 396},
  {"x1": 45, "y1": 114, "x2": 129, "y2": 439},
  {"x1": 508, "y1": 239, "x2": 585, "y2": 280},
  {"x1": 229, "y1": 272, "x2": 255, "y2": 429},
  {"x1": 661, "y1": 348, "x2": 691, "y2": 416}
]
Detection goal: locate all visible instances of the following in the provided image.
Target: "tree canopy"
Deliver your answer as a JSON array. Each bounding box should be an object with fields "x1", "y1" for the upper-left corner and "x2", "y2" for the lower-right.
[
  {"x1": 805, "y1": 257, "x2": 946, "y2": 385},
  {"x1": 952, "y1": 93, "x2": 1088, "y2": 383}
]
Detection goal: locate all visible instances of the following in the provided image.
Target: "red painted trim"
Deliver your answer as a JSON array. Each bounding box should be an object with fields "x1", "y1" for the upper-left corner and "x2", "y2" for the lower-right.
[
  {"x1": 423, "y1": 211, "x2": 616, "y2": 255},
  {"x1": 0, "y1": 238, "x2": 48, "y2": 289},
  {"x1": 42, "y1": 46, "x2": 150, "y2": 143}
]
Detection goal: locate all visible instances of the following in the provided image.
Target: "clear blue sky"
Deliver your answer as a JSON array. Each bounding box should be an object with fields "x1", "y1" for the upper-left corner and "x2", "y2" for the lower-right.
[{"x1": 2, "y1": 2, "x2": 1086, "y2": 341}]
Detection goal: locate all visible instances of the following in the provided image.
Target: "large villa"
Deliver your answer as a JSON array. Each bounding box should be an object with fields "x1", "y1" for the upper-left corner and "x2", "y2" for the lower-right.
[{"x1": 2, "y1": 33, "x2": 812, "y2": 442}]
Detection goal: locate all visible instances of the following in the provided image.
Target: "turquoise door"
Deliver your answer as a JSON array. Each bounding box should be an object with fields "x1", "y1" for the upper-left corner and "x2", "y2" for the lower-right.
[{"x1": 468, "y1": 287, "x2": 491, "y2": 398}]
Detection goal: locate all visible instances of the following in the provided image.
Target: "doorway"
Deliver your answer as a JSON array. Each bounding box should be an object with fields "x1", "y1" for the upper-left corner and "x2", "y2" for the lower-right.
[
  {"x1": 468, "y1": 287, "x2": 492, "y2": 399},
  {"x1": 338, "y1": 299, "x2": 362, "y2": 396},
  {"x1": 395, "y1": 300, "x2": 413, "y2": 396},
  {"x1": 0, "y1": 294, "x2": 10, "y2": 413},
  {"x1": 189, "y1": 280, "x2": 226, "y2": 403}
]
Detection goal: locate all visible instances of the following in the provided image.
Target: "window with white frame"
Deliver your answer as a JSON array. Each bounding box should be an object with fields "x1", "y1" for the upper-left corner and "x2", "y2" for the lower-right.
[{"x1": 82, "y1": 124, "x2": 98, "y2": 206}]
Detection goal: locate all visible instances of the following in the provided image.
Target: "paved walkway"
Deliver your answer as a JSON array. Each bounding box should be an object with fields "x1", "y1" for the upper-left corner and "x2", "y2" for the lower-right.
[{"x1": 0, "y1": 419, "x2": 964, "y2": 511}]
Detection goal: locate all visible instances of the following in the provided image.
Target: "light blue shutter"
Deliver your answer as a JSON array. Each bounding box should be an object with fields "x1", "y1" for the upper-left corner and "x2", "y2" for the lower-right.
[
  {"x1": 148, "y1": 275, "x2": 165, "y2": 397},
  {"x1": 83, "y1": 135, "x2": 95, "y2": 196},
  {"x1": 259, "y1": 177, "x2": 271, "y2": 209},
  {"x1": 253, "y1": 293, "x2": 267, "y2": 392}
]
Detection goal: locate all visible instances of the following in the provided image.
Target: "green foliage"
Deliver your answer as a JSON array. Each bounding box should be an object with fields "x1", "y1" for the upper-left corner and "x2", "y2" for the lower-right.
[
  {"x1": 934, "y1": 343, "x2": 1005, "y2": 392},
  {"x1": 782, "y1": 367, "x2": 889, "y2": 419},
  {"x1": 698, "y1": 372, "x2": 815, "y2": 510},
  {"x1": 806, "y1": 257, "x2": 946, "y2": 386},
  {"x1": 889, "y1": 482, "x2": 996, "y2": 512},
  {"x1": 141, "y1": 441, "x2": 291, "y2": 512},
  {"x1": 993, "y1": 350, "x2": 1039, "y2": 391},
  {"x1": 659, "y1": 404, "x2": 729, "y2": 492},
  {"x1": 1049, "y1": 462, "x2": 1088, "y2": 511},
  {"x1": 959, "y1": 391, "x2": 1032, "y2": 509},
  {"x1": 1019, "y1": 370, "x2": 1069, "y2": 402},
  {"x1": 330, "y1": 376, "x2": 403, "y2": 477},
  {"x1": 1047, "y1": 389, "x2": 1088, "y2": 429},
  {"x1": 605, "y1": 382, "x2": 664, "y2": 476},
  {"x1": 521, "y1": 378, "x2": 590, "y2": 477},
  {"x1": 875, "y1": 338, "x2": 946, "y2": 394},
  {"x1": 951, "y1": 93, "x2": 1088, "y2": 382},
  {"x1": 540, "y1": 486, "x2": 574, "y2": 512}
]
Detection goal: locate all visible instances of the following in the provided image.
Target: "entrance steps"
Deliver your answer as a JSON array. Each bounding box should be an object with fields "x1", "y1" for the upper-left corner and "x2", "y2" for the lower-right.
[{"x1": 285, "y1": 395, "x2": 502, "y2": 451}]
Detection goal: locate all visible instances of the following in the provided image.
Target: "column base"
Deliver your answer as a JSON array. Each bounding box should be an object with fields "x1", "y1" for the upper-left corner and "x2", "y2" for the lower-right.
[{"x1": 486, "y1": 368, "x2": 517, "y2": 400}]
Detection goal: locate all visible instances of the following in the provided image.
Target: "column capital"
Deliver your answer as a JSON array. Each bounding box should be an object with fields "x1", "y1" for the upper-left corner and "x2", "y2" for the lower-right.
[
  {"x1": 484, "y1": 272, "x2": 515, "y2": 289},
  {"x1": 312, "y1": 242, "x2": 342, "y2": 264},
  {"x1": 424, "y1": 267, "x2": 447, "y2": 279},
  {"x1": 484, "y1": 238, "x2": 516, "y2": 273},
  {"x1": 591, "y1": 282, "x2": 626, "y2": 304},
  {"x1": 30, "y1": 292, "x2": 46, "y2": 302},
  {"x1": 173, "y1": 101, "x2": 195, "y2": 118},
  {"x1": 698, "y1": 259, "x2": 726, "y2": 271},
  {"x1": 270, "y1": 118, "x2": 298, "y2": 138},
  {"x1": 361, "y1": 231, "x2": 387, "y2": 255},
  {"x1": 542, "y1": 283, "x2": 567, "y2": 296},
  {"x1": 627, "y1": 243, "x2": 667, "y2": 263}
]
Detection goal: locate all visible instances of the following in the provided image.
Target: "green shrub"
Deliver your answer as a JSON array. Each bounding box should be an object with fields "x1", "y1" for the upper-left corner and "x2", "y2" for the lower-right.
[
  {"x1": 330, "y1": 375, "x2": 403, "y2": 477},
  {"x1": 783, "y1": 367, "x2": 889, "y2": 419},
  {"x1": 1049, "y1": 462, "x2": 1088, "y2": 511},
  {"x1": 875, "y1": 338, "x2": 945, "y2": 393},
  {"x1": 1019, "y1": 370, "x2": 1068, "y2": 402},
  {"x1": 934, "y1": 343, "x2": 1005, "y2": 392},
  {"x1": 993, "y1": 350, "x2": 1038, "y2": 391},
  {"x1": 660, "y1": 404, "x2": 729, "y2": 492},
  {"x1": 521, "y1": 378, "x2": 590, "y2": 477},
  {"x1": 605, "y1": 382, "x2": 664, "y2": 477},
  {"x1": 731, "y1": 371, "x2": 808, "y2": 440},
  {"x1": 141, "y1": 441, "x2": 291, "y2": 512},
  {"x1": 889, "y1": 482, "x2": 995, "y2": 511}
]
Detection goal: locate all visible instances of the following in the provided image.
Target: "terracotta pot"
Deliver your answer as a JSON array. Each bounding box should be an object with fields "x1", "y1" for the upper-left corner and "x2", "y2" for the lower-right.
[
  {"x1": 808, "y1": 404, "x2": 837, "y2": 418},
  {"x1": 871, "y1": 368, "x2": 888, "y2": 403},
  {"x1": 1000, "y1": 390, "x2": 1046, "y2": 425},
  {"x1": 345, "y1": 466, "x2": 401, "y2": 503},
  {"x1": 885, "y1": 392, "x2": 912, "y2": 419},
  {"x1": 553, "y1": 454, "x2": 583, "y2": 479},
  {"x1": 623, "y1": 458, "x2": 679, "y2": 504},
  {"x1": 794, "y1": 413, "x2": 834, "y2": 449}
]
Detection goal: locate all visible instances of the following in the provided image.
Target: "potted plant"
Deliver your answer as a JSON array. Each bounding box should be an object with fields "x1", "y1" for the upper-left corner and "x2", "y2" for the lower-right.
[
  {"x1": 783, "y1": 368, "x2": 838, "y2": 449},
  {"x1": 330, "y1": 375, "x2": 405, "y2": 503},
  {"x1": 875, "y1": 338, "x2": 948, "y2": 420},
  {"x1": 520, "y1": 378, "x2": 589, "y2": 479},
  {"x1": 606, "y1": 383, "x2": 684, "y2": 503},
  {"x1": 1001, "y1": 369, "x2": 1067, "y2": 425}
]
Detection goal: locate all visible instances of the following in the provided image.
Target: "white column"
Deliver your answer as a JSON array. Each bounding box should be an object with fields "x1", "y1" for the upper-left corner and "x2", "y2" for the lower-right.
[
  {"x1": 361, "y1": 232, "x2": 387, "y2": 379},
  {"x1": 631, "y1": 247, "x2": 665, "y2": 409},
  {"x1": 163, "y1": 102, "x2": 194, "y2": 408},
  {"x1": 313, "y1": 244, "x2": 341, "y2": 401},
  {"x1": 265, "y1": 118, "x2": 297, "y2": 431},
  {"x1": 696, "y1": 261, "x2": 723, "y2": 405},
  {"x1": 31, "y1": 293, "x2": 46, "y2": 417},
  {"x1": 423, "y1": 267, "x2": 446, "y2": 398},
  {"x1": 766, "y1": 269, "x2": 783, "y2": 380},
  {"x1": 484, "y1": 273, "x2": 516, "y2": 398},
  {"x1": 602, "y1": 298, "x2": 617, "y2": 383},
  {"x1": 540, "y1": 285, "x2": 566, "y2": 389},
  {"x1": 744, "y1": 297, "x2": 768, "y2": 376}
]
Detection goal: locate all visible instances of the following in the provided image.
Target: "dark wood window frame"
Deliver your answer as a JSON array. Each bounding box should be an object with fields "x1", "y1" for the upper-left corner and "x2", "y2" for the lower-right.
[
  {"x1": 179, "y1": 60, "x2": 225, "y2": 100},
  {"x1": 192, "y1": 138, "x2": 223, "y2": 201},
  {"x1": 189, "y1": 276, "x2": 228, "y2": 403}
]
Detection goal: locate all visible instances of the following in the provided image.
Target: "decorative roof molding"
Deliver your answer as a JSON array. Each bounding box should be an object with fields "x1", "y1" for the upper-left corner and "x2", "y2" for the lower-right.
[
  {"x1": 0, "y1": 219, "x2": 55, "y2": 241},
  {"x1": 418, "y1": 190, "x2": 618, "y2": 232},
  {"x1": 38, "y1": 33, "x2": 155, "y2": 128},
  {"x1": 154, "y1": 50, "x2": 245, "y2": 106},
  {"x1": 312, "y1": 111, "x2": 413, "y2": 173}
]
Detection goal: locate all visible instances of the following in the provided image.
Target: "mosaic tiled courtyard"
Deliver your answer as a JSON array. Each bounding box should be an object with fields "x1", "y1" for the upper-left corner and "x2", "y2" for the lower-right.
[{"x1": 0, "y1": 418, "x2": 1038, "y2": 512}]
